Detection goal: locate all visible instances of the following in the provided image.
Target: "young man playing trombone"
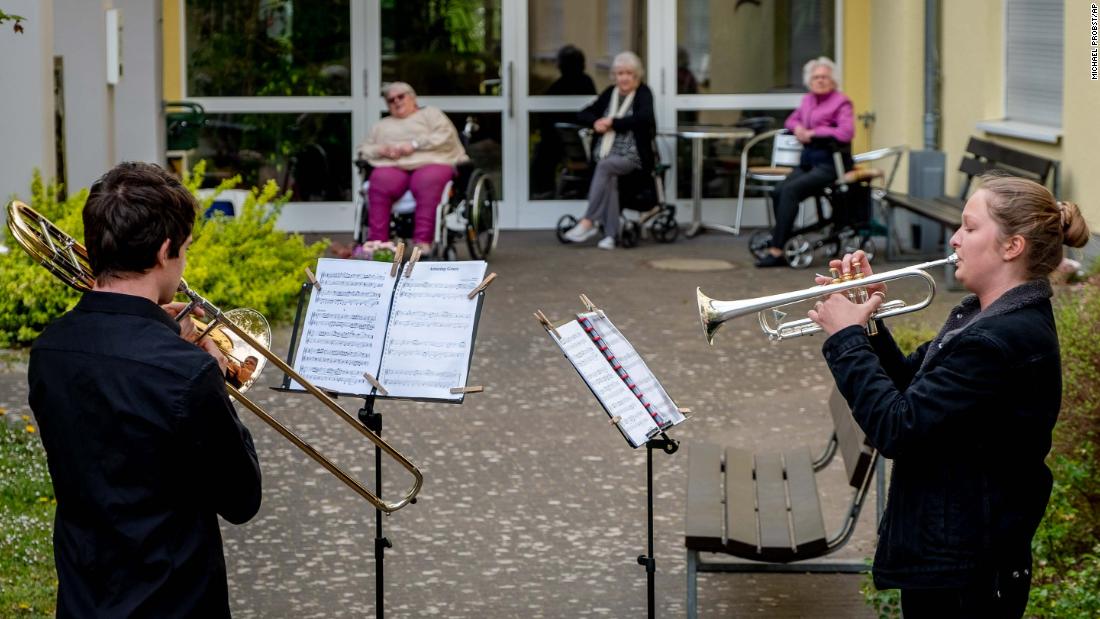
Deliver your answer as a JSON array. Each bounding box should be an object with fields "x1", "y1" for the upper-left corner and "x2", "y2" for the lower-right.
[{"x1": 27, "y1": 162, "x2": 261, "y2": 618}]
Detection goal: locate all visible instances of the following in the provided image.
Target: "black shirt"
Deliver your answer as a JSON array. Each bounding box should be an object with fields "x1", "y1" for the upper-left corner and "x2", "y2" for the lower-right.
[{"x1": 29, "y1": 291, "x2": 262, "y2": 618}]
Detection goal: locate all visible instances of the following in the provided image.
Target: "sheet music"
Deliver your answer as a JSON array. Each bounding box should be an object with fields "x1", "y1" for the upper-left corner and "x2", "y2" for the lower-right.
[
  {"x1": 291, "y1": 258, "x2": 397, "y2": 394},
  {"x1": 378, "y1": 260, "x2": 488, "y2": 400},
  {"x1": 553, "y1": 320, "x2": 658, "y2": 448},
  {"x1": 581, "y1": 312, "x2": 686, "y2": 429}
]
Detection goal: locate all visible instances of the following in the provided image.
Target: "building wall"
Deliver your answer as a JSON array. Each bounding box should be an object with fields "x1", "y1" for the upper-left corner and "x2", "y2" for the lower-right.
[
  {"x1": 54, "y1": 0, "x2": 113, "y2": 190},
  {"x1": 879, "y1": 0, "x2": 1099, "y2": 229},
  {"x1": 0, "y1": 0, "x2": 55, "y2": 205}
]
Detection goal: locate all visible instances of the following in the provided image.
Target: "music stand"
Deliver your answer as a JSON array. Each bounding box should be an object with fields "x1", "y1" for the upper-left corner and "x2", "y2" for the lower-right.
[{"x1": 276, "y1": 274, "x2": 487, "y2": 619}]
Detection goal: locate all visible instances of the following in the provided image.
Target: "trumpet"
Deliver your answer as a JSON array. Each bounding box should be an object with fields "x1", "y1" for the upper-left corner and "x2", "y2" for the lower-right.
[
  {"x1": 697, "y1": 254, "x2": 958, "y2": 344},
  {"x1": 7, "y1": 200, "x2": 422, "y2": 513}
]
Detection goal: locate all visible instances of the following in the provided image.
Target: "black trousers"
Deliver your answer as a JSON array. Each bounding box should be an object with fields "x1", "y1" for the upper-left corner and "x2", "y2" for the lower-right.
[
  {"x1": 900, "y1": 566, "x2": 1031, "y2": 619},
  {"x1": 768, "y1": 162, "x2": 837, "y2": 249}
]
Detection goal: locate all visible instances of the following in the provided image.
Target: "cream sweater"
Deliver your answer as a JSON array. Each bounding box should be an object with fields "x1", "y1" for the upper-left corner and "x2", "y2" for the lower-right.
[{"x1": 356, "y1": 106, "x2": 469, "y2": 170}]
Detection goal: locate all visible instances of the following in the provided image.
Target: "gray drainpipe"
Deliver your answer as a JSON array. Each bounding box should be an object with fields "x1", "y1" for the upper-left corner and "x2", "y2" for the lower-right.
[{"x1": 923, "y1": 0, "x2": 941, "y2": 150}]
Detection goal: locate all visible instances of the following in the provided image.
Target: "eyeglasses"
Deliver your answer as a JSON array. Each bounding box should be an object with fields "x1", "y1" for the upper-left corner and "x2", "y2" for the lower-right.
[{"x1": 386, "y1": 92, "x2": 408, "y2": 105}]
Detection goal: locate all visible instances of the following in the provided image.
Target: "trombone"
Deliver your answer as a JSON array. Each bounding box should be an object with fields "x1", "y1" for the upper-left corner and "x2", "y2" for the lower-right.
[
  {"x1": 6, "y1": 200, "x2": 422, "y2": 514},
  {"x1": 697, "y1": 254, "x2": 958, "y2": 344}
]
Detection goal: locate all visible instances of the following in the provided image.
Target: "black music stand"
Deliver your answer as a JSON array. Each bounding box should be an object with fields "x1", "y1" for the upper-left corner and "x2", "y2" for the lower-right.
[
  {"x1": 640, "y1": 433, "x2": 679, "y2": 619},
  {"x1": 277, "y1": 273, "x2": 486, "y2": 619}
]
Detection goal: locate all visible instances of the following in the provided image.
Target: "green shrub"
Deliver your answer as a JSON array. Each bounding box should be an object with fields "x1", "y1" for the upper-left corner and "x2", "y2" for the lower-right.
[
  {"x1": 0, "y1": 165, "x2": 326, "y2": 347},
  {"x1": 181, "y1": 164, "x2": 327, "y2": 324},
  {"x1": 0, "y1": 172, "x2": 87, "y2": 347}
]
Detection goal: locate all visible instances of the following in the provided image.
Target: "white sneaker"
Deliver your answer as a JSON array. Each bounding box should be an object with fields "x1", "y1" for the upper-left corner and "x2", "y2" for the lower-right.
[
  {"x1": 597, "y1": 236, "x2": 616, "y2": 250},
  {"x1": 564, "y1": 224, "x2": 599, "y2": 243}
]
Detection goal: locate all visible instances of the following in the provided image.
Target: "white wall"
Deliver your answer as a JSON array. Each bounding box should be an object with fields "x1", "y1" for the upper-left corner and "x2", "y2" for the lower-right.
[
  {"x1": 0, "y1": 0, "x2": 55, "y2": 207},
  {"x1": 113, "y1": 0, "x2": 165, "y2": 166}
]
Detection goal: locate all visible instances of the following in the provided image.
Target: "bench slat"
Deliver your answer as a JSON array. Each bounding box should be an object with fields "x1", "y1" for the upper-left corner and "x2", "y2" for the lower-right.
[
  {"x1": 685, "y1": 443, "x2": 725, "y2": 551},
  {"x1": 783, "y1": 448, "x2": 828, "y2": 555},
  {"x1": 966, "y1": 137, "x2": 1053, "y2": 181},
  {"x1": 723, "y1": 447, "x2": 758, "y2": 556},
  {"x1": 753, "y1": 452, "x2": 791, "y2": 552},
  {"x1": 884, "y1": 191, "x2": 963, "y2": 227},
  {"x1": 829, "y1": 387, "x2": 875, "y2": 489}
]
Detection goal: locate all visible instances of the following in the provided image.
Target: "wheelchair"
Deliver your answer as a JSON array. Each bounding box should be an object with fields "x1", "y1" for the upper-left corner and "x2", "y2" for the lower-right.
[
  {"x1": 353, "y1": 116, "x2": 499, "y2": 261},
  {"x1": 747, "y1": 148, "x2": 892, "y2": 269},
  {"x1": 552, "y1": 123, "x2": 679, "y2": 248}
]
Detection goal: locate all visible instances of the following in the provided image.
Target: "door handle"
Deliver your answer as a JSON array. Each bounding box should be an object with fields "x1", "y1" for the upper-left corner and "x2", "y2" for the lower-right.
[{"x1": 507, "y1": 61, "x2": 514, "y2": 118}]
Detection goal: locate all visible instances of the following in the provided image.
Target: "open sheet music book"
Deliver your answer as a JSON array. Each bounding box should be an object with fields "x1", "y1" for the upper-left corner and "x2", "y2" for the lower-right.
[
  {"x1": 290, "y1": 257, "x2": 488, "y2": 402},
  {"x1": 546, "y1": 308, "x2": 686, "y2": 448}
]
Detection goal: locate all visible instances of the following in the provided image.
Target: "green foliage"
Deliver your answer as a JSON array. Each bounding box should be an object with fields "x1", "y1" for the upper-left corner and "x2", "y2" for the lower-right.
[
  {"x1": 0, "y1": 165, "x2": 326, "y2": 348},
  {"x1": 1026, "y1": 276, "x2": 1100, "y2": 617},
  {"x1": 0, "y1": 413, "x2": 56, "y2": 617},
  {"x1": 0, "y1": 172, "x2": 87, "y2": 347},
  {"x1": 183, "y1": 170, "x2": 327, "y2": 324}
]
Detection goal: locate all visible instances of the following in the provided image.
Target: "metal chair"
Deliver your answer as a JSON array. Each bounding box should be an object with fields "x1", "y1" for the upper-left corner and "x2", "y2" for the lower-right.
[{"x1": 733, "y1": 129, "x2": 803, "y2": 234}]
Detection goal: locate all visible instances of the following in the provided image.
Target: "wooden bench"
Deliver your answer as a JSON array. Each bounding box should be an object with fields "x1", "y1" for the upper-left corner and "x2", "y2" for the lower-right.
[
  {"x1": 884, "y1": 137, "x2": 1056, "y2": 236},
  {"x1": 685, "y1": 388, "x2": 880, "y2": 618}
]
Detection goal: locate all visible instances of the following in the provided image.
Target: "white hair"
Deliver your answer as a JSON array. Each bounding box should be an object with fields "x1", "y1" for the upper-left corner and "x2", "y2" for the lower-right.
[
  {"x1": 382, "y1": 82, "x2": 416, "y2": 99},
  {"x1": 802, "y1": 57, "x2": 838, "y2": 89},
  {"x1": 611, "y1": 51, "x2": 645, "y2": 80}
]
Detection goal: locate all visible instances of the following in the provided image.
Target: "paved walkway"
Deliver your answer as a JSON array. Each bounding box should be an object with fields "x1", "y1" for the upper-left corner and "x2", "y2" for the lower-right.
[{"x1": 1, "y1": 229, "x2": 966, "y2": 617}]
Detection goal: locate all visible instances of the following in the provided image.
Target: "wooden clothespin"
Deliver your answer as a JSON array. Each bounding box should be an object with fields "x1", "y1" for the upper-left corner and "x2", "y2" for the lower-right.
[
  {"x1": 466, "y1": 272, "x2": 498, "y2": 299},
  {"x1": 304, "y1": 267, "x2": 321, "y2": 291},
  {"x1": 404, "y1": 246, "x2": 422, "y2": 277},
  {"x1": 449, "y1": 385, "x2": 484, "y2": 395},
  {"x1": 390, "y1": 242, "x2": 406, "y2": 277},
  {"x1": 362, "y1": 372, "x2": 388, "y2": 396},
  {"x1": 609, "y1": 415, "x2": 622, "y2": 425},
  {"x1": 534, "y1": 310, "x2": 560, "y2": 339},
  {"x1": 677, "y1": 407, "x2": 692, "y2": 414},
  {"x1": 579, "y1": 293, "x2": 604, "y2": 317}
]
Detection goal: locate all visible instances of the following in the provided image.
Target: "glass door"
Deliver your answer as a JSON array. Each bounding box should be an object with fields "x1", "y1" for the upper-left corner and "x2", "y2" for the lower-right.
[
  {"x1": 362, "y1": 0, "x2": 516, "y2": 227},
  {"x1": 515, "y1": 0, "x2": 648, "y2": 228}
]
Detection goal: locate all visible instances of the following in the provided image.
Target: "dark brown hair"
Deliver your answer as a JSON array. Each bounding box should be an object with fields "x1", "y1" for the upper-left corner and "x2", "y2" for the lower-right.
[
  {"x1": 83, "y1": 162, "x2": 197, "y2": 284},
  {"x1": 979, "y1": 174, "x2": 1091, "y2": 279}
]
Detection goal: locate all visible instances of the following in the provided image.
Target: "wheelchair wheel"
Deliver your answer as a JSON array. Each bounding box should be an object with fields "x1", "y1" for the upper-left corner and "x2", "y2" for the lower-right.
[
  {"x1": 783, "y1": 235, "x2": 815, "y2": 269},
  {"x1": 748, "y1": 230, "x2": 773, "y2": 260},
  {"x1": 843, "y1": 236, "x2": 876, "y2": 263},
  {"x1": 465, "y1": 172, "x2": 498, "y2": 260},
  {"x1": 621, "y1": 221, "x2": 640, "y2": 248},
  {"x1": 556, "y1": 215, "x2": 578, "y2": 244},
  {"x1": 651, "y1": 210, "x2": 680, "y2": 243}
]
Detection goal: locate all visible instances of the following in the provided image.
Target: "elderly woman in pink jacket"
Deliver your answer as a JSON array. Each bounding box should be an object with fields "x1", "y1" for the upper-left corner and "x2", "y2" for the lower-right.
[{"x1": 756, "y1": 57, "x2": 855, "y2": 268}]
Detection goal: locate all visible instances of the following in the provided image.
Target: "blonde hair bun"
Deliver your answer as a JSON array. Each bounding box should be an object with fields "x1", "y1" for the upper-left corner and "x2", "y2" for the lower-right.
[{"x1": 1058, "y1": 201, "x2": 1091, "y2": 248}]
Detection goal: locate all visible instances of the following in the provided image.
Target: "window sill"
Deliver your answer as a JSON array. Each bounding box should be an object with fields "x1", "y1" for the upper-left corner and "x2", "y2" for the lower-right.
[{"x1": 975, "y1": 119, "x2": 1062, "y2": 144}]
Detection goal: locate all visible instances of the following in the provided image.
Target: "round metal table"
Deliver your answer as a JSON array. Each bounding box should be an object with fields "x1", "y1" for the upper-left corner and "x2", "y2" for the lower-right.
[{"x1": 658, "y1": 127, "x2": 754, "y2": 237}]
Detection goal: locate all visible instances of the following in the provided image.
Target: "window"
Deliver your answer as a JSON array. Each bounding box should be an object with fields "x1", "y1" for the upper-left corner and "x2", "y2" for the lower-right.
[{"x1": 980, "y1": 0, "x2": 1064, "y2": 142}]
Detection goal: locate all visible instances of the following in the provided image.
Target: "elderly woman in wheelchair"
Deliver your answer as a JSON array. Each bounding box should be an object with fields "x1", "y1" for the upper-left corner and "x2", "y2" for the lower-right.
[
  {"x1": 561, "y1": 51, "x2": 656, "y2": 250},
  {"x1": 355, "y1": 82, "x2": 468, "y2": 256}
]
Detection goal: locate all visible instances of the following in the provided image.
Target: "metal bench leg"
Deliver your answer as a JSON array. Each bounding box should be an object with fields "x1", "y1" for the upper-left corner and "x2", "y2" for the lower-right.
[{"x1": 687, "y1": 550, "x2": 699, "y2": 619}]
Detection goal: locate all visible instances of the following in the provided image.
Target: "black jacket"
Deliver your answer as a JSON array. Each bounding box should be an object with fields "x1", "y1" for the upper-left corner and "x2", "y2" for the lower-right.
[
  {"x1": 822, "y1": 280, "x2": 1060, "y2": 589},
  {"x1": 578, "y1": 83, "x2": 657, "y2": 172},
  {"x1": 29, "y1": 291, "x2": 262, "y2": 618}
]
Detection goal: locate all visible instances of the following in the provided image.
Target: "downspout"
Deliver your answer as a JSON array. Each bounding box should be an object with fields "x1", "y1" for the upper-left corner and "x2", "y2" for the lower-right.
[{"x1": 923, "y1": 0, "x2": 941, "y2": 150}]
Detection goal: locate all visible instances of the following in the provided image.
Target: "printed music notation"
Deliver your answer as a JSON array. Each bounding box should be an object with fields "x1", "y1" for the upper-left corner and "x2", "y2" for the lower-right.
[
  {"x1": 554, "y1": 321, "x2": 660, "y2": 448},
  {"x1": 291, "y1": 259, "x2": 397, "y2": 395},
  {"x1": 290, "y1": 258, "x2": 488, "y2": 400},
  {"x1": 584, "y1": 312, "x2": 685, "y2": 430},
  {"x1": 379, "y1": 261, "x2": 487, "y2": 400}
]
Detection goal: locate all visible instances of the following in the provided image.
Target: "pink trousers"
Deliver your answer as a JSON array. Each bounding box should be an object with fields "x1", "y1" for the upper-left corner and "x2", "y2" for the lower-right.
[{"x1": 367, "y1": 164, "x2": 455, "y2": 244}]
